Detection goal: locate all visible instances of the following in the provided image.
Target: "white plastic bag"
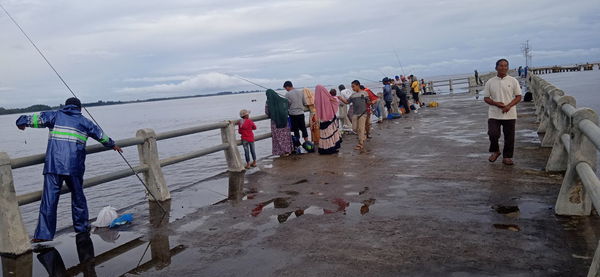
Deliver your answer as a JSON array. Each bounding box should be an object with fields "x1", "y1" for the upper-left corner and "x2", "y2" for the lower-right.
[{"x1": 92, "y1": 206, "x2": 118, "y2": 228}]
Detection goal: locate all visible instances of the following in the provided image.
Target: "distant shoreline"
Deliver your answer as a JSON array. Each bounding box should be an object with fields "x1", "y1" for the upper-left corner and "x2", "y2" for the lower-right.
[{"x1": 0, "y1": 89, "x2": 262, "y2": 115}]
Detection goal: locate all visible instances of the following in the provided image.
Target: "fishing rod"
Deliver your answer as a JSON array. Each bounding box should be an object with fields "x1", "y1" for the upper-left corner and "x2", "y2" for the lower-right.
[
  {"x1": 393, "y1": 49, "x2": 407, "y2": 76},
  {"x1": 224, "y1": 73, "x2": 270, "y2": 90},
  {"x1": 0, "y1": 3, "x2": 167, "y2": 213}
]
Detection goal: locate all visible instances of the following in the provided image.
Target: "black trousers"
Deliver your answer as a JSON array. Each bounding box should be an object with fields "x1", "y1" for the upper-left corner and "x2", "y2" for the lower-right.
[
  {"x1": 290, "y1": 114, "x2": 308, "y2": 142},
  {"x1": 488, "y1": 119, "x2": 516, "y2": 158},
  {"x1": 398, "y1": 93, "x2": 410, "y2": 113}
]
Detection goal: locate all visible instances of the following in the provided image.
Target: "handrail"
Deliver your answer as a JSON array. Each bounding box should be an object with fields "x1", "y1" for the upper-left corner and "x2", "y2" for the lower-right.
[
  {"x1": 528, "y1": 74, "x2": 600, "y2": 276},
  {"x1": 10, "y1": 114, "x2": 272, "y2": 169},
  {"x1": 579, "y1": 119, "x2": 600, "y2": 150},
  {"x1": 17, "y1": 164, "x2": 150, "y2": 206},
  {"x1": 0, "y1": 109, "x2": 283, "y2": 255}
]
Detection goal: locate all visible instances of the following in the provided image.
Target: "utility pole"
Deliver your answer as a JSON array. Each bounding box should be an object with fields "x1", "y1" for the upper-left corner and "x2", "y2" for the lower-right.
[{"x1": 521, "y1": 40, "x2": 532, "y2": 67}]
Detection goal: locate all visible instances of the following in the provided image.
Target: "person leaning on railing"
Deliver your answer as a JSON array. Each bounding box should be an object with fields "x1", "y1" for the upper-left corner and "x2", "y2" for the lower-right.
[
  {"x1": 15, "y1": 97, "x2": 123, "y2": 243},
  {"x1": 483, "y1": 59, "x2": 522, "y2": 166}
]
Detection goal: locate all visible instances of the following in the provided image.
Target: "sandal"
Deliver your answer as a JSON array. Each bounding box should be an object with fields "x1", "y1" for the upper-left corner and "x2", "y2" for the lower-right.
[
  {"x1": 354, "y1": 145, "x2": 363, "y2": 150},
  {"x1": 31, "y1": 238, "x2": 51, "y2": 243},
  {"x1": 502, "y1": 158, "x2": 514, "y2": 166},
  {"x1": 488, "y1": 152, "x2": 501, "y2": 162}
]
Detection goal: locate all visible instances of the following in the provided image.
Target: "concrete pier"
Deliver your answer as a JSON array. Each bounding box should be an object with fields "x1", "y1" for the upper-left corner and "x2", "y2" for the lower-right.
[
  {"x1": 133, "y1": 93, "x2": 600, "y2": 276},
  {"x1": 3, "y1": 78, "x2": 600, "y2": 276}
]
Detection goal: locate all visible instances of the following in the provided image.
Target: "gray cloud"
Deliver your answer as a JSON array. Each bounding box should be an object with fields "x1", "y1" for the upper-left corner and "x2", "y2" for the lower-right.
[{"x1": 0, "y1": 0, "x2": 599, "y2": 107}]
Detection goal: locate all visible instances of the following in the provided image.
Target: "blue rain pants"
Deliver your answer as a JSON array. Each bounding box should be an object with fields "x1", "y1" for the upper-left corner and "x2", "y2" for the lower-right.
[{"x1": 34, "y1": 174, "x2": 89, "y2": 240}]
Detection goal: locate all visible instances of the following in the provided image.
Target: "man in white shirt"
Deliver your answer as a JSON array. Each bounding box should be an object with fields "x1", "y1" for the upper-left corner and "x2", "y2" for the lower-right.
[
  {"x1": 338, "y1": 84, "x2": 353, "y2": 129},
  {"x1": 483, "y1": 59, "x2": 523, "y2": 165}
]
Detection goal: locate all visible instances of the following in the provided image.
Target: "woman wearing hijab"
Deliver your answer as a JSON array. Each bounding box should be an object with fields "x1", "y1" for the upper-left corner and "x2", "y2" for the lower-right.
[
  {"x1": 303, "y1": 88, "x2": 320, "y2": 145},
  {"x1": 314, "y1": 85, "x2": 342, "y2": 154},
  {"x1": 265, "y1": 89, "x2": 293, "y2": 156}
]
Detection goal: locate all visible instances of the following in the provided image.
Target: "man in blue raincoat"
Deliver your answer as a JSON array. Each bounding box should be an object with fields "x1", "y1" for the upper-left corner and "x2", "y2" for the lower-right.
[{"x1": 16, "y1": 97, "x2": 122, "y2": 242}]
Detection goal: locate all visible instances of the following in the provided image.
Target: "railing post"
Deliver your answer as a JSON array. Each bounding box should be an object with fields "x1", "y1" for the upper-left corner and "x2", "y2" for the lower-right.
[
  {"x1": 0, "y1": 152, "x2": 31, "y2": 255},
  {"x1": 221, "y1": 121, "x2": 245, "y2": 172},
  {"x1": 546, "y1": 96, "x2": 576, "y2": 172},
  {"x1": 1, "y1": 252, "x2": 32, "y2": 276},
  {"x1": 554, "y1": 108, "x2": 598, "y2": 216},
  {"x1": 448, "y1": 79, "x2": 453, "y2": 94},
  {"x1": 136, "y1": 129, "x2": 171, "y2": 201},
  {"x1": 541, "y1": 88, "x2": 565, "y2": 147},
  {"x1": 536, "y1": 84, "x2": 553, "y2": 134}
]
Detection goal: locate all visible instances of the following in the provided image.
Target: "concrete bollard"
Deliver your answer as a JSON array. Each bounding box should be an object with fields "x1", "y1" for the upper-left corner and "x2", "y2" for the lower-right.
[
  {"x1": 136, "y1": 129, "x2": 171, "y2": 201},
  {"x1": 536, "y1": 85, "x2": 552, "y2": 134},
  {"x1": 541, "y1": 88, "x2": 565, "y2": 147},
  {"x1": 149, "y1": 200, "x2": 171, "y2": 269},
  {"x1": 0, "y1": 152, "x2": 31, "y2": 255},
  {"x1": 554, "y1": 108, "x2": 598, "y2": 216},
  {"x1": 1, "y1": 251, "x2": 32, "y2": 275},
  {"x1": 228, "y1": 171, "x2": 245, "y2": 202},
  {"x1": 221, "y1": 121, "x2": 245, "y2": 172},
  {"x1": 588, "y1": 243, "x2": 600, "y2": 277},
  {"x1": 546, "y1": 96, "x2": 576, "y2": 172}
]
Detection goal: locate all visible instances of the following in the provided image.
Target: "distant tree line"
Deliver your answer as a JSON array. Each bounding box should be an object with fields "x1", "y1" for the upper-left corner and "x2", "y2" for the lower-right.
[{"x1": 0, "y1": 89, "x2": 261, "y2": 115}]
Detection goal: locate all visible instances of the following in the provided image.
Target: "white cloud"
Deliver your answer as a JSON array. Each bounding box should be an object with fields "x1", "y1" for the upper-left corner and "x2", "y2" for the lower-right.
[
  {"x1": 0, "y1": 0, "x2": 599, "y2": 107},
  {"x1": 118, "y1": 72, "x2": 275, "y2": 94}
]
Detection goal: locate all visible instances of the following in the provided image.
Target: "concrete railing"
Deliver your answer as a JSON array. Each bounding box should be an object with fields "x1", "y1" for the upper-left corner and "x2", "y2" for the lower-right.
[
  {"x1": 0, "y1": 113, "x2": 272, "y2": 256},
  {"x1": 528, "y1": 75, "x2": 600, "y2": 276}
]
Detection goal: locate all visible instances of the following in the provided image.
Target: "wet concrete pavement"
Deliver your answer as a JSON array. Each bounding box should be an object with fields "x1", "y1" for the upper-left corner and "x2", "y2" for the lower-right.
[
  {"x1": 5, "y1": 92, "x2": 600, "y2": 276},
  {"x1": 146, "y1": 93, "x2": 600, "y2": 276}
]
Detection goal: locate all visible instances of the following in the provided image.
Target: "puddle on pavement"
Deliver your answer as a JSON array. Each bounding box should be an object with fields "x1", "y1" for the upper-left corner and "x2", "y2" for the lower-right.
[
  {"x1": 394, "y1": 174, "x2": 419, "y2": 178},
  {"x1": 268, "y1": 198, "x2": 377, "y2": 224},
  {"x1": 177, "y1": 215, "x2": 210, "y2": 232},
  {"x1": 359, "y1": 187, "x2": 369, "y2": 195},
  {"x1": 493, "y1": 224, "x2": 521, "y2": 232},
  {"x1": 2, "y1": 200, "x2": 189, "y2": 276},
  {"x1": 493, "y1": 205, "x2": 520, "y2": 214},
  {"x1": 289, "y1": 179, "x2": 308, "y2": 185},
  {"x1": 280, "y1": 190, "x2": 300, "y2": 196},
  {"x1": 251, "y1": 197, "x2": 291, "y2": 217}
]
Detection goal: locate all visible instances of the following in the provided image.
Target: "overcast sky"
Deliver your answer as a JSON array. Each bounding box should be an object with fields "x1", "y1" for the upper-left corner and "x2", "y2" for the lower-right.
[{"x1": 1, "y1": 0, "x2": 599, "y2": 108}]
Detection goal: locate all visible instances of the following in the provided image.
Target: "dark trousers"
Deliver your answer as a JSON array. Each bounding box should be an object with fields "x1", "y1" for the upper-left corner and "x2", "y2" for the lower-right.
[
  {"x1": 488, "y1": 119, "x2": 516, "y2": 158},
  {"x1": 398, "y1": 94, "x2": 410, "y2": 113},
  {"x1": 290, "y1": 114, "x2": 308, "y2": 143},
  {"x1": 34, "y1": 173, "x2": 89, "y2": 240}
]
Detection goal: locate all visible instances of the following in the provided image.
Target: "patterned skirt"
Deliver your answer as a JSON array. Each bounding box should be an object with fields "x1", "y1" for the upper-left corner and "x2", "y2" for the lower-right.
[
  {"x1": 318, "y1": 117, "x2": 342, "y2": 155},
  {"x1": 270, "y1": 120, "x2": 293, "y2": 156}
]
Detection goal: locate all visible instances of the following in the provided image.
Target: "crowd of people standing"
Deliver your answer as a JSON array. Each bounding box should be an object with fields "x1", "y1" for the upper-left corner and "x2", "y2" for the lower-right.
[{"x1": 239, "y1": 76, "x2": 429, "y2": 161}]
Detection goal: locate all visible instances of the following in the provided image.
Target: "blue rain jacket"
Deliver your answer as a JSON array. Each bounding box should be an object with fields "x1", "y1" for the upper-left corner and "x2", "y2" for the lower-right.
[{"x1": 16, "y1": 105, "x2": 116, "y2": 176}]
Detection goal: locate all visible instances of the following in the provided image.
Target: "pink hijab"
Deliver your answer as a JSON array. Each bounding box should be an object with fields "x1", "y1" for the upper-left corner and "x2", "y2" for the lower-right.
[{"x1": 314, "y1": 84, "x2": 338, "y2": 122}]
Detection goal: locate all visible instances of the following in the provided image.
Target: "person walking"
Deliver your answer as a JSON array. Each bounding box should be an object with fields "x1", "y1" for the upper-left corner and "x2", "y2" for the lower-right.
[
  {"x1": 303, "y1": 88, "x2": 320, "y2": 146},
  {"x1": 362, "y1": 85, "x2": 379, "y2": 137},
  {"x1": 283, "y1": 81, "x2": 310, "y2": 150},
  {"x1": 420, "y1": 79, "x2": 428, "y2": 95},
  {"x1": 16, "y1": 97, "x2": 122, "y2": 242},
  {"x1": 338, "y1": 84, "x2": 353, "y2": 130},
  {"x1": 410, "y1": 75, "x2": 422, "y2": 107},
  {"x1": 265, "y1": 89, "x2": 293, "y2": 157},
  {"x1": 484, "y1": 59, "x2": 523, "y2": 165},
  {"x1": 382, "y1": 77, "x2": 393, "y2": 114},
  {"x1": 238, "y1": 109, "x2": 257, "y2": 169},
  {"x1": 338, "y1": 80, "x2": 370, "y2": 150},
  {"x1": 474, "y1": 70, "x2": 482, "y2": 85},
  {"x1": 315, "y1": 85, "x2": 342, "y2": 154}
]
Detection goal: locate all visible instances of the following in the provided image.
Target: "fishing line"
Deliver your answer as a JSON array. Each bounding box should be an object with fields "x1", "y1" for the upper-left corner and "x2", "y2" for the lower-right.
[
  {"x1": 224, "y1": 73, "x2": 270, "y2": 90},
  {"x1": 393, "y1": 49, "x2": 407, "y2": 76},
  {"x1": 0, "y1": 3, "x2": 166, "y2": 213}
]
